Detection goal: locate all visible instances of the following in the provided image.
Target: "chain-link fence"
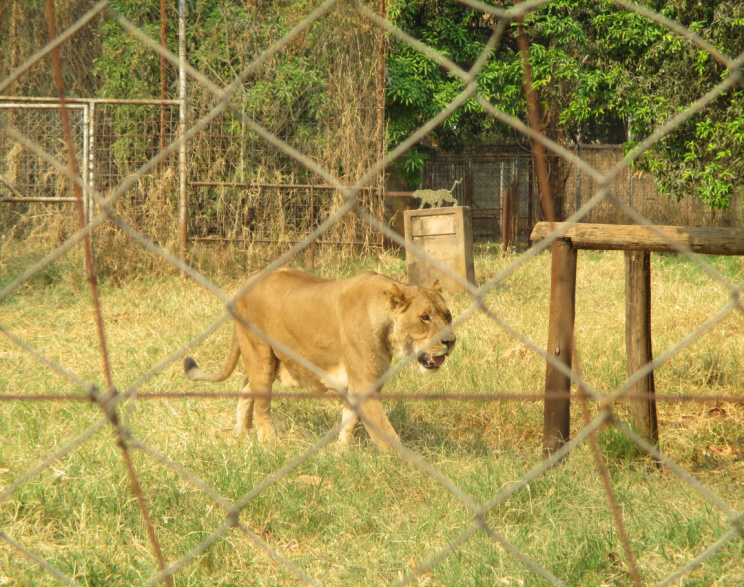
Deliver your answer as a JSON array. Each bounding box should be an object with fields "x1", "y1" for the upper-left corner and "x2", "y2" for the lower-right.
[
  {"x1": 0, "y1": 96, "x2": 183, "y2": 277},
  {"x1": 422, "y1": 144, "x2": 744, "y2": 246},
  {"x1": 422, "y1": 149, "x2": 535, "y2": 243},
  {"x1": 1, "y1": 1, "x2": 743, "y2": 586}
]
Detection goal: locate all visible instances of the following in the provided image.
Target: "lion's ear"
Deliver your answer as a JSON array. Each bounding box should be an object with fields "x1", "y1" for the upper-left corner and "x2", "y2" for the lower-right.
[
  {"x1": 431, "y1": 279, "x2": 442, "y2": 293},
  {"x1": 385, "y1": 284, "x2": 412, "y2": 311}
]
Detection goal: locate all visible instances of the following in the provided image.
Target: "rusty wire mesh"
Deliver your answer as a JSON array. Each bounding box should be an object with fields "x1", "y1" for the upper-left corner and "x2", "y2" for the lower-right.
[{"x1": 1, "y1": 1, "x2": 743, "y2": 586}]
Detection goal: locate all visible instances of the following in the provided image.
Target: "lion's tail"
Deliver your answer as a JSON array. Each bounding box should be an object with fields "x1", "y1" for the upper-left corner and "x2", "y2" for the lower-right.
[{"x1": 184, "y1": 328, "x2": 241, "y2": 382}]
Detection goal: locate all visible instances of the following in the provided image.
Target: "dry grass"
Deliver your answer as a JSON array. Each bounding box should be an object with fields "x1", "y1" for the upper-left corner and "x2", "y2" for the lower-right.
[{"x1": 0, "y1": 243, "x2": 742, "y2": 586}]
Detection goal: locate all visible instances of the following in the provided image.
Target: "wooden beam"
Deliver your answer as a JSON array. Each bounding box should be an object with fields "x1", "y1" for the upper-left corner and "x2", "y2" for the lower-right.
[{"x1": 530, "y1": 222, "x2": 744, "y2": 255}]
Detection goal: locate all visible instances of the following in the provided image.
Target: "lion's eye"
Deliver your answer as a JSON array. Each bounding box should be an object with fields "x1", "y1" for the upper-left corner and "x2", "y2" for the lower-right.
[
  {"x1": 445, "y1": 312, "x2": 452, "y2": 323},
  {"x1": 420, "y1": 314, "x2": 431, "y2": 323}
]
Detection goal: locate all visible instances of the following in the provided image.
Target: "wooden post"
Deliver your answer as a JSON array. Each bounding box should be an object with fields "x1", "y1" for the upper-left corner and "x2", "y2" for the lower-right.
[
  {"x1": 529, "y1": 222, "x2": 744, "y2": 456},
  {"x1": 542, "y1": 238, "x2": 577, "y2": 458},
  {"x1": 625, "y1": 251, "x2": 658, "y2": 445}
]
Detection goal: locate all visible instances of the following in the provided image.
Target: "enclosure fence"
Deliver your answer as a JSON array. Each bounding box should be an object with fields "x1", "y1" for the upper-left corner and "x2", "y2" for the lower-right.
[
  {"x1": 1, "y1": 1, "x2": 743, "y2": 586},
  {"x1": 0, "y1": 96, "x2": 180, "y2": 221}
]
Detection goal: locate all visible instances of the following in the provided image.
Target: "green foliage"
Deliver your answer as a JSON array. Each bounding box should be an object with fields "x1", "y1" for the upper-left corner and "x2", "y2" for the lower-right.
[
  {"x1": 95, "y1": 0, "x2": 336, "y2": 172},
  {"x1": 601, "y1": 1, "x2": 744, "y2": 210},
  {"x1": 598, "y1": 424, "x2": 644, "y2": 463},
  {"x1": 95, "y1": 0, "x2": 173, "y2": 99},
  {"x1": 387, "y1": 0, "x2": 743, "y2": 208},
  {"x1": 387, "y1": 1, "x2": 517, "y2": 183},
  {"x1": 386, "y1": 0, "x2": 625, "y2": 184},
  {"x1": 7, "y1": 1, "x2": 740, "y2": 208}
]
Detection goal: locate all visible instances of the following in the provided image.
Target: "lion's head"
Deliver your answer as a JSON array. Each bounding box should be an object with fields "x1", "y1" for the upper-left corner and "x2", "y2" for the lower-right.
[{"x1": 385, "y1": 280, "x2": 456, "y2": 372}]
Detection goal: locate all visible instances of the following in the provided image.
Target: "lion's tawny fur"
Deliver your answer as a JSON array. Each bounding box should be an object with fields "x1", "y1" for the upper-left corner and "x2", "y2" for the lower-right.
[{"x1": 184, "y1": 269, "x2": 455, "y2": 449}]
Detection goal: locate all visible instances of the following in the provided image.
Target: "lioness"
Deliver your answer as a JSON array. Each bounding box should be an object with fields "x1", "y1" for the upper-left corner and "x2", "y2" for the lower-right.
[{"x1": 184, "y1": 269, "x2": 455, "y2": 449}]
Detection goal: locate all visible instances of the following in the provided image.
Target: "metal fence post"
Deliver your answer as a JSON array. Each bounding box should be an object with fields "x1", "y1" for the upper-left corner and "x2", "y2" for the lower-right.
[
  {"x1": 87, "y1": 100, "x2": 96, "y2": 225},
  {"x1": 178, "y1": 0, "x2": 188, "y2": 267}
]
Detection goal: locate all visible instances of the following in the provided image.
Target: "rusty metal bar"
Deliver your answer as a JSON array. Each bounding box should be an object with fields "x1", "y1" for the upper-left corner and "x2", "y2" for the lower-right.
[
  {"x1": 514, "y1": 3, "x2": 555, "y2": 226},
  {"x1": 0, "y1": 197, "x2": 77, "y2": 203},
  {"x1": 44, "y1": 0, "x2": 111, "y2": 388},
  {"x1": 44, "y1": 3, "x2": 171, "y2": 586},
  {"x1": 575, "y1": 355, "x2": 644, "y2": 587},
  {"x1": 190, "y1": 181, "x2": 377, "y2": 191},
  {"x1": 3, "y1": 390, "x2": 743, "y2": 404},
  {"x1": 0, "y1": 96, "x2": 179, "y2": 105},
  {"x1": 189, "y1": 236, "x2": 383, "y2": 246},
  {"x1": 376, "y1": 0, "x2": 386, "y2": 206},
  {"x1": 160, "y1": 0, "x2": 168, "y2": 158}
]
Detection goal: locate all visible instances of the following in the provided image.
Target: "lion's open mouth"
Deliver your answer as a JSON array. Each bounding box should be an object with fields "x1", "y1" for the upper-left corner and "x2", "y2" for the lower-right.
[{"x1": 417, "y1": 352, "x2": 447, "y2": 370}]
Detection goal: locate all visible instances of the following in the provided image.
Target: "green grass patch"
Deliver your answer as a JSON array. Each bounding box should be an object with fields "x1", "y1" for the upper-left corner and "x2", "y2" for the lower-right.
[{"x1": 1, "y1": 246, "x2": 742, "y2": 586}]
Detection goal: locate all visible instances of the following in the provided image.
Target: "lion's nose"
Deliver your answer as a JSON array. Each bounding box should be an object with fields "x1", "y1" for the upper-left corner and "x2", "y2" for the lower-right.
[{"x1": 443, "y1": 336, "x2": 456, "y2": 351}]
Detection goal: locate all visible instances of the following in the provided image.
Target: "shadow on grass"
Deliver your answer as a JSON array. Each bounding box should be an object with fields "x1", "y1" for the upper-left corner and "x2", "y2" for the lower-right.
[
  {"x1": 274, "y1": 397, "x2": 499, "y2": 456},
  {"x1": 390, "y1": 401, "x2": 495, "y2": 457}
]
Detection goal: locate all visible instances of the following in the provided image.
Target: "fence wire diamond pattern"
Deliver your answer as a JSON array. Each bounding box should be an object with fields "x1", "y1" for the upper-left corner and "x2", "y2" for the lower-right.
[{"x1": 1, "y1": 1, "x2": 743, "y2": 586}]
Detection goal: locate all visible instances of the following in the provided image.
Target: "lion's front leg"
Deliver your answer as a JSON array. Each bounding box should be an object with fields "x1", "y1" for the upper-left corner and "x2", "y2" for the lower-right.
[
  {"x1": 360, "y1": 395, "x2": 401, "y2": 450},
  {"x1": 338, "y1": 406, "x2": 359, "y2": 445},
  {"x1": 348, "y1": 382, "x2": 400, "y2": 450}
]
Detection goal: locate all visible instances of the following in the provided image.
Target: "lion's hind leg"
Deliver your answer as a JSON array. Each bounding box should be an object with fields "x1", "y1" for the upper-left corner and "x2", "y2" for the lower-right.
[
  {"x1": 235, "y1": 376, "x2": 254, "y2": 434},
  {"x1": 239, "y1": 338, "x2": 278, "y2": 443},
  {"x1": 251, "y1": 373, "x2": 277, "y2": 442}
]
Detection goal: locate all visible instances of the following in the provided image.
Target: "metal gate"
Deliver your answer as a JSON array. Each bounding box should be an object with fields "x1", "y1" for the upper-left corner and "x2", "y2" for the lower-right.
[{"x1": 0, "y1": 97, "x2": 179, "y2": 229}]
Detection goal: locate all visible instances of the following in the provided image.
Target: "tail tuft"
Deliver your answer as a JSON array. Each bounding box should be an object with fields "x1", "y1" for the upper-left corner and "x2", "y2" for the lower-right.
[{"x1": 184, "y1": 357, "x2": 198, "y2": 375}]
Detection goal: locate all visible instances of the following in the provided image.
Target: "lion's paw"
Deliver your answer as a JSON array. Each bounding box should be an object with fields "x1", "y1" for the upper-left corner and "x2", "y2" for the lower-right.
[{"x1": 256, "y1": 425, "x2": 277, "y2": 443}]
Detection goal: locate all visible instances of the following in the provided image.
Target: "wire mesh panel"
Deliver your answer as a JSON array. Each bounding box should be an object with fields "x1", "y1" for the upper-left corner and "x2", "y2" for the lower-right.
[
  {"x1": 565, "y1": 145, "x2": 744, "y2": 226},
  {"x1": 425, "y1": 151, "x2": 534, "y2": 243},
  {"x1": 0, "y1": 98, "x2": 180, "y2": 254},
  {"x1": 90, "y1": 101, "x2": 181, "y2": 256},
  {"x1": 0, "y1": 101, "x2": 85, "y2": 240},
  {"x1": 92, "y1": 102, "x2": 180, "y2": 192},
  {"x1": 0, "y1": 1, "x2": 742, "y2": 587}
]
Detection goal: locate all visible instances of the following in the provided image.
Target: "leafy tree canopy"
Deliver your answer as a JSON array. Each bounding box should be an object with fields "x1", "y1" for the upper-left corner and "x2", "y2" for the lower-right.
[
  {"x1": 94, "y1": 0, "x2": 381, "y2": 185},
  {"x1": 387, "y1": 0, "x2": 743, "y2": 209}
]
